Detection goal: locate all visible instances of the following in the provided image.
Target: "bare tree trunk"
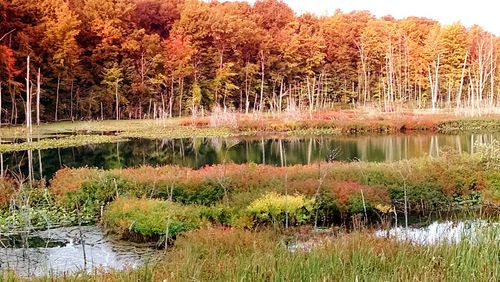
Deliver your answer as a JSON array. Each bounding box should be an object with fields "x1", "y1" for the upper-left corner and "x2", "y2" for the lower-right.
[
  {"x1": 178, "y1": 77, "x2": 183, "y2": 117},
  {"x1": 359, "y1": 43, "x2": 369, "y2": 105},
  {"x1": 38, "y1": 146, "x2": 42, "y2": 178},
  {"x1": 70, "y1": 80, "x2": 74, "y2": 121},
  {"x1": 36, "y1": 68, "x2": 40, "y2": 126},
  {"x1": 489, "y1": 34, "x2": 495, "y2": 109},
  {"x1": 169, "y1": 77, "x2": 174, "y2": 118},
  {"x1": 26, "y1": 56, "x2": 31, "y2": 132},
  {"x1": 306, "y1": 77, "x2": 313, "y2": 117},
  {"x1": 0, "y1": 151, "x2": 3, "y2": 177},
  {"x1": 447, "y1": 80, "x2": 451, "y2": 108},
  {"x1": 457, "y1": 51, "x2": 468, "y2": 110},
  {"x1": 428, "y1": 55, "x2": 440, "y2": 112},
  {"x1": 278, "y1": 79, "x2": 283, "y2": 112},
  {"x1": 259, "y1": 51, "x2": 265, "y2": 112},
  {"x1": 148, "y1": 98, "x2": 152, "y2": 118},
  {"x1": 115, "y1": 81, "x2": 119, "y2": 120},
  {"x1": 76, "y1": 87, "x2": 80, "y2": 120},
  {"x1": 55, "y1": 75, "x2": 60, "y2": 121},
  {"x1": 245, "y1": 63, "x2": 249, "y2": 114},
  {"x1": 161, "y1": 92, "x2": 166, "y2": 119}
]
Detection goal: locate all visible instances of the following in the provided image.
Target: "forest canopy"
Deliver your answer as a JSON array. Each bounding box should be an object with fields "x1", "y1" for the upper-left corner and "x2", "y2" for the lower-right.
[{"x1": 0, "y1": 0, "x2": 499, "y2": 122}]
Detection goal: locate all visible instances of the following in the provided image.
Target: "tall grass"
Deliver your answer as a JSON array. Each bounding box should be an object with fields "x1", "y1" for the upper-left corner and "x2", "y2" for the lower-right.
[
  {"x1": 135, "y1": 224, "x2": 500, "y2": 282},
  {"x1": 19, "y1": 222, "x2": 497, "y2": 282}
]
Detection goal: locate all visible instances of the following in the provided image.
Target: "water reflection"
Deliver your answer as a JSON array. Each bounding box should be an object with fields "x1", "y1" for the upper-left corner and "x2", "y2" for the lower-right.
[
  {"x1": 374, "y1": 220, "x2": 498, "y2": 245},
  {"x1": 3, "y1": 132, "x2": 499, "y2": 180},
  {"x1": 0, "y1": 226, "x2": 155, "y2": 277}
]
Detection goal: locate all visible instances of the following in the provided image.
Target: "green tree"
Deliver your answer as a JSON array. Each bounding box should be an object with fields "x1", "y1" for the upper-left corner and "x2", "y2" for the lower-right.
[{"x1": 101, "y1": 64, "x2": 124, "y2": 120}]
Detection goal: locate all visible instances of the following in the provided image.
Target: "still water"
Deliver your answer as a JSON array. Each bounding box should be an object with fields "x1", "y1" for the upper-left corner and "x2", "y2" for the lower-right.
[
  {"x1": 288, "y1": 219, "x2": 499, "y2": 253},
  {"x1": 0, "y1": 226, "x2": 156, "y2": 277},
  {"x1": 2, "y1": 132, "x2": 498, "y2": 179},
  {"x1": 374, "y1": 220, "x2": 499, "y2": 245}
]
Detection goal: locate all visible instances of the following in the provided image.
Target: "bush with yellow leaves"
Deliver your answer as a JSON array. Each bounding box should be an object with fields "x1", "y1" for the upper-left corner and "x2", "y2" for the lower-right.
[{"x1": 247, "y1": 192, "x2": 315, "y2": 226}]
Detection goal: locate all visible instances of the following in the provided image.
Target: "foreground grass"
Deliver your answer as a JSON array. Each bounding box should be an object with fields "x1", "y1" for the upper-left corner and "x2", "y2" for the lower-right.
[
  {"x1": 138, "y1": 226, "x2": 500, "y2": 282},
  {"x1": 6, "y1": 224, "x2": 498, "y2": 282}
]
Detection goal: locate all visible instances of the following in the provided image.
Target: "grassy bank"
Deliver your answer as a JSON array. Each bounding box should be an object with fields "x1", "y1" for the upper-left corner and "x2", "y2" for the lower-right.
[
  {"x1": 0, "y1": 135, "x2": 126, "y2": 153},
  {"x1": 0, "y1": 110, "x2": 499, "y2": 141}
]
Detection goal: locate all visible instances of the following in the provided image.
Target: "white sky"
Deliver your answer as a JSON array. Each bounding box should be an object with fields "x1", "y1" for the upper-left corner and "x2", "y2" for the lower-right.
[{"x1": 234, "y1": 0, "x2": 500, "y2": 35}]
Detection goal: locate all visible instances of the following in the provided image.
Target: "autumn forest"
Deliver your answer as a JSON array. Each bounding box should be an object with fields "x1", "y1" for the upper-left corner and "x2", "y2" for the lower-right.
[{"x1": 1, "y1": 0, "x2": 500, "y2": 123}]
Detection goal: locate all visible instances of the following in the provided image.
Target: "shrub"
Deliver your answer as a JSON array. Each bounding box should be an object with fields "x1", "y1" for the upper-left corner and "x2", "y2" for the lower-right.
[
  {"x1": 327, "y1": 181, "x2": 391, "y2": 213},
  {"x1": 0, "y1": 206, "x2": 95, "y2": 231},
  {"x1": 172, "y1": 182, "x2": 226, "y2": 206},
  {"x1": 103, "y1": 198, "x2": 203, "y2": 242},
  {"x1": 58, "y1": 175, "x2": 133, "y2": 211},
  {"x1": 0, "y1": 178, "x2": 17, "y2": 209},
  {"x1": 47, "y1": 154, "x2": 499, "y2": 224},
  {"x1": 247, "y1": 192, "x2": 315, "y2": 226},
  {"x1": 199, "y1": 205, "x2": 234, "y2": 225},
  {"x1": 484, "y1": 171, "x2": 500, "y2": 205},
  {"x1": 312, "y1": 190, "x2": 340, "y2": 226},
  {"x1": 50, "y1": 167, "x2": 101, "y2": 202},
  {"x1": 389, "y1": 182, "x2": 446, "y2": 212}
]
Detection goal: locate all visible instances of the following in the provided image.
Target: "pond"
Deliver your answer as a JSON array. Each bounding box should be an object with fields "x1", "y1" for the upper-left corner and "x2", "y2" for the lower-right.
[
  {"x1": 374, "y1": 220, "x2": 499, "y2": 245},
  {"x1": 0, "y1": 226, "x2": 156, "y2": 278},
  {"x1": 1, "y1": 132, "x2": 498, "y2": 179},
  {"x1": 287, "y1": 219, "x2": 499, "y2": 253}
]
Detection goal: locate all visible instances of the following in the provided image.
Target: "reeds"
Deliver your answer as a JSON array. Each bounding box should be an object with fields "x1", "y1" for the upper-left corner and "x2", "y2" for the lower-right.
[{"x1": 117, "y1": 223, "x2": 499, "y2": 282}]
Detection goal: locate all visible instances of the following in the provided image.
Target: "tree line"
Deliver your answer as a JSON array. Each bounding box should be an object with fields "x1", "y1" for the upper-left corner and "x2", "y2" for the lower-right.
[{"x1": 0, "y1": 0, "x2": 499, "y2": 123}]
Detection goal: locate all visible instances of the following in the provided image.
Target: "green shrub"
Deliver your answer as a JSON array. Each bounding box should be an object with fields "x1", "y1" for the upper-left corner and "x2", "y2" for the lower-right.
[
  {"x1": 312, "y1": 191, "x2": 340, "y2": 226},
  {"x1": 103, "y1": 198, "x2": 203, "y2": 242},
  {"x1": 171, "y1": 182, "x2": 227, "y2": 206},
  {"x1": 60, "y1": 175, "x2": 133, "y2": 211},
  {"x1": 199, "y1": 205, "x2": 234, "y2": 225},
  {"x1": 484, "y1": 171, "x2": 500, "y2": 205},
  {"x1": 389, "y1": 182, "x2": 447, "y2": 212},
  {"x1": 346, "y1": 194, "x2": 372, "y2": 214}
]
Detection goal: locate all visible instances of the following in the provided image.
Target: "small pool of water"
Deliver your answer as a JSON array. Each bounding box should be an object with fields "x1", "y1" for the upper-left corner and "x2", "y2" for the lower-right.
[
  {"x1": 0, "y1": 226, "x2": 156, "y2": 278},
  {"x1": 286, "y1": 219, "x2": 499, "y2": 252},
  {"x1": 374, "y1": 220, "x2": 498, "y2": 245}
]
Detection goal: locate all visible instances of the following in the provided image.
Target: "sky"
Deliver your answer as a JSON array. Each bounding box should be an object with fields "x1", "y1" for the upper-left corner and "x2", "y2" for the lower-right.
[{"x1": 234, "y1": 0, "x2": 500, "y2": 35}]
